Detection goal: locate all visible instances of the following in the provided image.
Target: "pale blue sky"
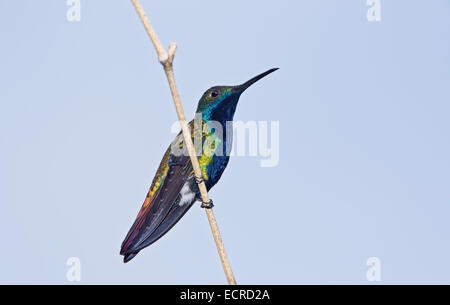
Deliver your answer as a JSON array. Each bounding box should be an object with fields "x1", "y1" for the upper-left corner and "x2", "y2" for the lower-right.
[{"x1": 1, "y1": 0, "x2": 450, "y2": 284}]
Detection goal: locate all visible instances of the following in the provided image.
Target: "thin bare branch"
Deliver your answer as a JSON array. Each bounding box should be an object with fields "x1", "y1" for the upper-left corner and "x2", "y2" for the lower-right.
[{"x1": 130, "y1": 0, "x2": 236, "y2": 285}]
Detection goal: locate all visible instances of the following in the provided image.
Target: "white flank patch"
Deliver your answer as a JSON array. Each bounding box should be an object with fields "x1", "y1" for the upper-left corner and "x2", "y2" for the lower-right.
[{"x1": 179, "y1": 182, "x2": 195, "y2": 206}]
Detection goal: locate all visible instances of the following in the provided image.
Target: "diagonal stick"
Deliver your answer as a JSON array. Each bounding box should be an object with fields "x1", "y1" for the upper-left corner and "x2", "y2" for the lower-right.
[{"x1": 130, "y1": 0, "x2": 236, "y2": 285}]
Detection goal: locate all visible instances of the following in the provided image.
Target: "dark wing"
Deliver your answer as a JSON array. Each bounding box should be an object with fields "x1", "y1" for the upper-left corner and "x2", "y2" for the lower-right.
[
  {"x1": 124, "y1": 176, "x2": 198, "y2": 262},
  {"x1": 120, "y1": 146, "x2": 195, "y2": 260},
  {"x1": 120, "y1": 122, "x2": 203, "y2": 263}
]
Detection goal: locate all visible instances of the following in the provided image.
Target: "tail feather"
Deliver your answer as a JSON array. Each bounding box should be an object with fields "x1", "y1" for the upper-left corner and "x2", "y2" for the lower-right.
[
  {"x1": 123, "y1": 252, "x2": 138, "y2": 263},
  {"x1": 120, "y1": 177, "x2": 198, "y2": 263}
]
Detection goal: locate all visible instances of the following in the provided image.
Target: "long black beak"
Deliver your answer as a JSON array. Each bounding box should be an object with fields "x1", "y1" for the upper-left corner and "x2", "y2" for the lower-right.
[{"x1": 234, "y1": 68, "x2": 278, "y2": 94}]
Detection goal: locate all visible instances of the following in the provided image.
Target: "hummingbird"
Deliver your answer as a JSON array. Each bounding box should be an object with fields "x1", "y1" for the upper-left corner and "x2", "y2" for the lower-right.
[{"x1": 120, "y1": 68, "x2": 278, "y2": 262}]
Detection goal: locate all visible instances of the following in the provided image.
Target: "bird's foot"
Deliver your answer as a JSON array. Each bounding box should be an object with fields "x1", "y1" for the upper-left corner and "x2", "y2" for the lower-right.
[
  {"x1": 194, "y1": 176, "x2": 213, "y2": 208},
  {"x1": 201, "y1": 199, "x2": 214, "y2": 209},
  {"x1": 195, "y1": 176, "x2": 204, "y2": 184}
]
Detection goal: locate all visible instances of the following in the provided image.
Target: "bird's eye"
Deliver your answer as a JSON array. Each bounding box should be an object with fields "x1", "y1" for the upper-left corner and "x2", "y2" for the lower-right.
[{"x1": 210, "y1": 90, "x2": 219, "y2": 98}]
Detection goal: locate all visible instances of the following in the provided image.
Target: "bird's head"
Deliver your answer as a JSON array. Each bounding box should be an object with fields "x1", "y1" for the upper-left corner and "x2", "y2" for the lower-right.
[{"x1": 196, "y1": 68, "x2": 278, "y2": 122}]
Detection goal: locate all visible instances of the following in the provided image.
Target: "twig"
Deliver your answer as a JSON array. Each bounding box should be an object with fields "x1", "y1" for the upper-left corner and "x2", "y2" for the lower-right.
[{"x1": 130, "y1": 0, "x2": 236, "y2": 285}]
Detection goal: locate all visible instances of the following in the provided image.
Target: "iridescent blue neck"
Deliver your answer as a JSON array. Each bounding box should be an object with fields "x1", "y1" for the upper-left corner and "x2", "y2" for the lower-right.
[{"x1": 200, "y1": 95, "x2": 240, "y2": 124}]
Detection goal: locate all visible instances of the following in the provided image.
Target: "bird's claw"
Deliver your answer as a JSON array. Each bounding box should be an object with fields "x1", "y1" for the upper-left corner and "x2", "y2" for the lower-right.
[
  {"x1": 195, "y1": 176, "x2": 213, "y2": 208},
  {"x1": 201, "y1": 199, "x2": 214, "y2": 209},
  {"x1": 195, "y1": 176, "x2": 204, "y2": 184}
]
